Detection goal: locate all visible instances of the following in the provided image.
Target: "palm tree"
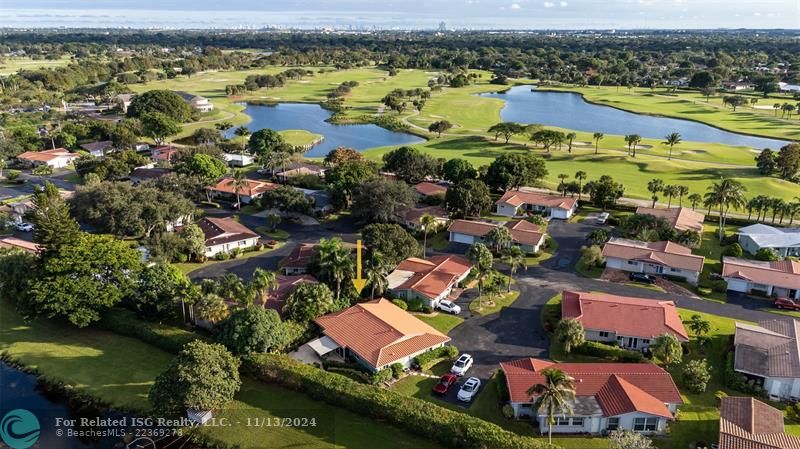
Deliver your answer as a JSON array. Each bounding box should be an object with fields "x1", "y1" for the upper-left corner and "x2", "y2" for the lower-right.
[
  {"x1": 592, "y1": 132, "x2": 604, "y2": 155},
  {"x1": 230, "y1": 169, "x2": 248, "y2": 207},
  {"x1": 647, "y1": 178, "x2": 664, "y2": 208},
  {"x1": 574, "y1": 171, "x2": 587, "y2": 200},
  {"x1": 774, "y1": 103, "x2": 782, "y2": 116},
  {"x1": 234, "y1": 125, "x2": 250, "y2": 153},
  {"x1": 788, "y1": 199, "x2": 800, "y2": 225},
  {"x1": 688, "y1": 314, "x2": 711, "y2": 338},
  {"x1": 663, "y1": 184, "x2": 679, "y2": 208},
  {"x1": 625, "y1": 134, "x2": 642, "y2": 157},
  {"x1": 365, "y1": 252, "x2": 390, "y2": 299},
  {"x1": 565, "y1": 132, "x2": 577, "y2": 153},
  {"x1": 557, "y1": 173, "x2": 570, "y2": 196},
  {"x1": 249, "y1": 268, "x2": 278, "y2": 305},
  {"x1": 771, "y1": 198, "x2": 786, "y2": 223},
  {"x1": 704, "y1": 178, "x2": 747, "y2": 241},
  {"x1": 663, "y1": 132, "x2": 682, "y2": 161},
  {"x1": 687, "y1": 193, "x2": 702, "y2": 210},
  {"x1": 215, "y1": 120, "x2": 233, "y2": 138},
  {"x1": 466, "y1": 243, "x2": 493, "y2": 305},
  {"x1": 503, "y1": 246, "x2": 526, "y2": 292},
  {"x1": 676, "y1": 185, "x2": 689, "y2": 207},
  {"x1": 318, "y1": 237, "x2": 353, "y2": 302},
  {"x1": 420, "y1": 213, "x2": 436, "y2": 259},
  {"x1": 485, "y1": 226, "x2": 513, "y2": 254},
  {"x1": 526, "y1": 368, "x2": 576, "y2": 447}
]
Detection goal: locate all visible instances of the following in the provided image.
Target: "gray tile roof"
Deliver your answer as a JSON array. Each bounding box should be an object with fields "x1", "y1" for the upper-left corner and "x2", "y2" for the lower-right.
[{"x1": 734, "y1": 319, "x2": 800, "y2": 378}]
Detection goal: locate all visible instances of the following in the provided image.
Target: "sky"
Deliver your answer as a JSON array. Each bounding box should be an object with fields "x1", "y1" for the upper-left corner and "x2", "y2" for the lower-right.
[{"x1": 1, "y1": 0, "x2": 799, "y2": 29}]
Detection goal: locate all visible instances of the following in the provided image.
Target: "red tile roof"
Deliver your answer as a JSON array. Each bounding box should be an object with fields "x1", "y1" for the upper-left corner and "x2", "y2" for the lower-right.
[
  {"x1": 500, "y1": 358, "x2": 682, "y2": 417},
  {"x1": 447, "y1": 219, "x2": 546, "y2": 248},
  {"x1": 17, "y1": 148, "x2": 77, "y2": 163},
  {"x1": 390, "y1": 255, "x2": 472, "y2": 300},
  {"x1": 562, "y1": 290, "x2": 689, "y2": 341},
  {"x1": 197, "y1": 217, "x2": 259, "y2": 247},
  {"x1": 281, "y1": 243, "x2": 316, "y2": 269},
  {"x1": 723, "y1": 257, "x2": 800, "y2": 291},
  {"x1": 208, "y1": 177, "x2": 280, "y2": 197},
  {"x1": 151, "y1": 146, "x2": 178, "y2": 162},
  {"x1": 0, "y1": 237, "x2": 40, "y2": 254},
  {"x1": 719, "y1": 397, "x2": 800, "y2": 449},
  {"x1": 262, "y1": 274, "x2": 317, "y2": 312},
  {"x1": 496, "y1": 190, "x2": 577, "y2": 211},
  {"x1": 314, "y1": 298, "x2": 450, "y2": 369},
  {"x1": 636, "y1": 207, "x2": 705, "y2": 233},
  {"x1": 414, "y1": 182, "x2": 448, "y2": 196},
  {"x1": 602, "y1": 238, "x2": 705, "y2": 273}
]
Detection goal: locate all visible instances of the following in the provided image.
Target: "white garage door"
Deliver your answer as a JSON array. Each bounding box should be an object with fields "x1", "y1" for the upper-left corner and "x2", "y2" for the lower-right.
[
  {"x1": 725, "y1": 279, "x2": 749, "y2": 293},
  {"x1": 450, "y1": 232, "x2": 476, "y2": 244}
]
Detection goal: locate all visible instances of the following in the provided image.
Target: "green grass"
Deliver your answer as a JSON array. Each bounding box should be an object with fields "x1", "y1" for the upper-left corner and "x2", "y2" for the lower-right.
[
  {"x1": 280, "y1": 129, "x2": 323, "y2": 147},
  {"x1": 426, "y1": 231, "x2": 451, "y2": 251},
  {"x1": 413, "y1": 312, "x2": 464, "y2": 334},
  {"x1": 624, "y1": 282, "x2": 667, "y2": 293},
  {"x1": 469, "y1": 291, "x2": 520, "y2": 316},
  {"x1": 525, "y1": 239, "x2": 558, "y2": 267},
  {"x1": 0, "y1": 56, "x2": 73, "y2": 75},
  {"x1": 575, "y1": 259, "x2": 604, "y2": 278},
  {"x1": 174, "y1": 247, "x2": 278, "y2": 274},
  {"x1": 255, "y1": 226, "x2": 290, "y2": 240}
]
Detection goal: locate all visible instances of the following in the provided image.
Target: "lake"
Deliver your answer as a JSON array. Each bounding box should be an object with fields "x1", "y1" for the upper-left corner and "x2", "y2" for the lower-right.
[
  {"x1": 481, "y1": 85, "x2": 789, "y2": 149},
  {"x1": 229, "y1": 103, "x2": 424, "y2": 157}
]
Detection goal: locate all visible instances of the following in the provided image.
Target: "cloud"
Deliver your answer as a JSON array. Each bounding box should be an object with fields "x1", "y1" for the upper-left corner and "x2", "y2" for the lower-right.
[
  {"x1": 543, "y1": 1, "x2": 555, "y2": 7},
  {"x1": 559, "y1": 1, "x2": 567, "y2": 6},
  {"x1": 510, "y1": 2, "x2": 521, "y2": 8}
]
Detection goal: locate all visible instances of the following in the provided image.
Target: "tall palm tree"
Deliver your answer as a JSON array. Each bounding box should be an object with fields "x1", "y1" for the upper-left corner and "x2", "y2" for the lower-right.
[
  {"x1": 647, "y1": 178, "x2": 664, "y2": 208},
  {"x1": 230, "y1": 169, "x2": 248, "y2": 207},
  {"x1": 574, "y1": 171, "x2": 587, "y2": 200},
  {"x1": 771, "y1": 198, "x2": 786, "y2": 223},
  {"x1": 215, "y1": 121, "x2": 234, "y2": 138},
  {"x1": 663, "y1": 132, "x2": 682, "y2": 161},
  {"x1": 787, "y1": 200, "x2": 800, "y2": 225},
  {"x1": 592, "y1": 132, "x2": 604, "y2": 154},
  {"x1": 365, "y1": 252, "x2": 390, "y2": 299},
  {"x1": 503, "y1": 246, "x2": 526, "y2": 292},
  {"x1": 318, "y1": 237, "x2": 353, "y2": 302},
  {"x1": 704, "y1": 178, "x2": 747, "y2": 241},
  {"x1": 249, "y1": 268, "x2": 278, "y2": 305},
  {"x1": 233, "y1": 125, "x2": 250, "y2": 153},
  {"x1": 485, "y1": 226, "x2": 513, "y2": 254},
  {"x1": 565, "y1": 132, "x2": 577, "y2": 153},
  {"x1": 557, "y1": 173, "x2": 570, "y2": 196},
  {"x1": 676, "y1": 185, "x2": 689, "y2": 207},
  {"x1": 687, "y1": 193, "x2": 702, "y2": 210},
  {"x1": 773, "y1": 103, "x2": 782, "y2": 116},
  {"x1": 420, "y1": 213, "x2": 436, "y2": 259},
  {"x1": 627, "y1": 134, "x2": 642, "y2": 157},
  {"x1": 663, "y1": 184, "x2": 679, "y2": 208},
  {"x1": 526, "y1": 368, "x2": 576, "y2": 447},
  {"x1": 466, "y1": 243, "x2": 493, "y2": 305}
]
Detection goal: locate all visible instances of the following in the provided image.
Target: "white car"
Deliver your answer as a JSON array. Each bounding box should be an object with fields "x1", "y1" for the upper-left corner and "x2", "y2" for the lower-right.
[
  {"x1": 437, "y1": 300, "x2": 461, "y2": 315},
  {"x1": 450, "y1": 354, "x2": 473, "y2": 376},
  {"x1": 15, "y1": 222, "x2": 33, "y2": 232},
  {"x1": 596, "y1": 212, "x2": 610, "y2": 225},
  {"x1": 457, "y1": 377, "x2": 481, "y2": 402}
]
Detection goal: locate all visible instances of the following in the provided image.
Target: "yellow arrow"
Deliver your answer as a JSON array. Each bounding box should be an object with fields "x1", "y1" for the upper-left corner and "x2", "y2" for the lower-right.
[{"x1": 351, "y1": 239, "x2": 367, "y2": 294}]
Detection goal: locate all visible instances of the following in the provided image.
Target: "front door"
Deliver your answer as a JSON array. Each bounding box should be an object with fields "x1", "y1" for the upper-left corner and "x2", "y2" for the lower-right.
[{"x1": 627, "y1": 338, "x2": 638, "y2": 349}]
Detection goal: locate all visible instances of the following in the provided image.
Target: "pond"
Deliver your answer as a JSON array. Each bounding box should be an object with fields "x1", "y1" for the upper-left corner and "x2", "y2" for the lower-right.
[
  {"x1": 228, "y1": 103, "x2": 425, "y2": 157},
  {"x1": 481, "y1": 85, "x2": 789, "y2": 149}
]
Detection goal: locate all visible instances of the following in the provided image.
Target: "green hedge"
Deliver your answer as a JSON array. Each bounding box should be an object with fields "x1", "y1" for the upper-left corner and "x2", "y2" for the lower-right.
[
  {"x1": 96, "y1": 308, "x2": 204, "y2": 354},
  {"x1": 414, "y1": 345, "x2": 459, "y2": 371},
  {"x1": 242, "y1": 354, "x2": 555, "y2": 449},
  {"x1": 724, "y1": 352, "x2": 767, "y2": 398},
  {"x1": 574, "y1": 341, "x2": 644, "y2": 363}
]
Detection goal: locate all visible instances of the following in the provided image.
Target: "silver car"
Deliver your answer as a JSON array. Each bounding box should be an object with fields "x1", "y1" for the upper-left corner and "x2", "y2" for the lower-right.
[
  {"x1": 457, "y1": 377, "x2": 481, "y2": 402},
  {"x1": 450, "y1": 354, "x2": 473, "y2": 376}
]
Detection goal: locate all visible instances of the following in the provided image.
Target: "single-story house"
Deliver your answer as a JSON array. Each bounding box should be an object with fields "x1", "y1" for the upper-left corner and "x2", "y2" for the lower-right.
[
  {"x1": 130, "y1": 167, "x2": 171, "y2": 185},
  {"x1": 281, "y1": 243, "x2": 316, "y2": 275},
  {"x1": 448, "y1": 219, "x2": 546, "y2": 253},
  {"x1": 387, "y1": 255, "x2": 472, "y2": 308},
  {"x1": 80, "y1": 140, "x2": 114, "y2": 158},
  {"x1": 313, "y1": 298, "x2": 451, "y2": 372},
  {"x1": 602, "y1": 238, "x2": 705, "y2": 285},
  {"x1": 722, "y1": 257, "x2": 800, "y2": 300},
  {"x1": 733, "y1": 318, "x2": 800, "y2": 400},
  {"x1": 737, "y1": 224, "x2": 800, "y2": 257},
  {"x1": 500, "y1": 358, "x2": 682, "y2": 434},
  {"x1": 197, "y1": 216, "x2": 260, "y2": 257},
  {"x1": 151, "y1": 146, "x2": 179, "y2": 163},
  {"x1": 207, "y1": 177, "x2": 279, "y2": 204},
  {"x1": 413, "y1": 182, "x2": 448, "y2": 198},
  {"x1": 718, "y1": 396, "x2": 800, "y2": 449},
  {"x1": 495, "y1": 190, "x2": 578, "y2": 219},
  {"x1": 293, "y1": 188, "x2": 334, "y2": 213},
  {"x1": 561, "y1": 290, "x2": 689, "y2": 350},
  {"x1": 0, "y1": 237, "x2": 41, "y2": 254},
  {"x1": 175, "y1": 91, "x2": 214, "y2": 112},
  {"x1": 17, "y1": 148, "x2": 79, "y2": 169},
  {"x1": 635, "y1": 207, "x2": 705, "y2": 233},
  {"x1": 116, "y1": 93, "x2": 134, "y2": 113},
  {"x1": 274, "y1": 163, "x2": 326, "y2": 182},
  {"x1": 261, "y1": 274, "x2": 318, "y2": 314},
  {"x1": 222, "y1": 153, "x2": 256, "y2": 167},
  {"x1": 402, "y1": 205, "x2": 449, "y2": 231}
]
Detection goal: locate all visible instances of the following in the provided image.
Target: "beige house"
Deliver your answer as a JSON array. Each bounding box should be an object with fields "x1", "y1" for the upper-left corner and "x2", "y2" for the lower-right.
[{"x1": 602, "y1": 238, "x2": 705, "y2": 285}]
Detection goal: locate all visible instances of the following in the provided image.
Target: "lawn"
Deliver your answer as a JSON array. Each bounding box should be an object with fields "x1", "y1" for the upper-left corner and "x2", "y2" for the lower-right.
[
  {"x1": 575, "y1": 259, "x2": 604, "y2": 278},
  {"x1": 0, "y1": 55, "x2": 73, "y2": 75},
  {"x1": 280, "y1": 129, "x2": 324, "y2": 147},
  {"x1": 255, "y1": 226, "x2": 290, "y2": 241},
  {"x1": 413, "y1": 312, "x2": 464, "y2": 334},
  {"x1": 526, "y1": 238, "x2": 558, "y2": 267},
  {"x1": 174, "y1": 246, "x2": 279, "y2": 274},
  {"x1": 469, "y1": 291, "x2": 520, "y2": 316}
]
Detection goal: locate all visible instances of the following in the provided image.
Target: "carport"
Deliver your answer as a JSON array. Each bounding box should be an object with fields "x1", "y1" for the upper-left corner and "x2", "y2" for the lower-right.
[{"x1": 289, "y1": 336, "x2": 343, "y2": 365}]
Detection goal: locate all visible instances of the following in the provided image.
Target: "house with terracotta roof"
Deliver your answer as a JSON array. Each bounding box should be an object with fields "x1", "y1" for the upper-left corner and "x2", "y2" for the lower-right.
[
  {"x1": 313, "y1": 298, "x2": 451, "y2": 372},
  {"x1": 402, "y1": 205, "x2": 449, "y2": 231},
  {"x1": 387, "y1": 255, "x2": 472, "y2": 308},
  {"x1": 635, "y1": 207, "x2": 705, "y2": 233},
  {"x1": 413, "y1": 182, "x2": 448, "y2": 198},
  {"x1": 733, "y1": 318, "x2": 800, "y2": 400},
  {"x1": 737, "y1": 224, "x2": 800, "y2": 258},
  {"x1": 261, "y1": 274, "x2": 318, "y2": 314},
  {"x1": 448, "y1": 219, "x2": 547, "y2": 253},
  {"x1": 150, "y1": 146, "x2": 179, "y2": 163},
  {"x1": 561, "y1": 291, "x2": 688, "y2": 350},
  {"x1": 281, "y1": 243, "x2": 316, "y2": 275},
  {"x1": 500, "y1": 358, "x2": 682, "y2": 434},
  {"x1": 0, "y1": 237, "x2": 40, "y2": 254},
  {"x1": 602, "y1": 238, "x2": 705, "y2": 285},
  {"x1": 197, "y1": 216, "x2": 261, "y2": 257},
  {"x1": 718, "y1": 396, "x2": 800, "y2": 449},
  {"x1": 274, "y1": 163, "x2": 326, "y2": 182},
  {"x1": 17, "y1": 148, "x2": 79, "y2": 168},
  {"x1": 206, "y1": 177, "x2": 279, "y2": 204},
  {"x1": 723, "y1": 257, "x2": 800, "y2": 300},
  {"x1": 495, "y1": 190, "x2": 578, "y2": 219}
]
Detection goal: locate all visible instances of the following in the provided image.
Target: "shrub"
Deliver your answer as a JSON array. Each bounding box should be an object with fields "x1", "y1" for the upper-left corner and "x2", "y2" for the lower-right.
[
  {"x1": 371, "y1": 367, "x2": 394, "y2": 385},
  {"x1": 579, "y1": 245, "x2": 604, "y2": 269},
  {"x1": 407, "y1": 297, "x2": 425, "y2": 312},
  {"x1": 242, "y1": 354, "x2": 553, "y2": 449},
  {"x1": 215, "y1": 252, "x2": 230, "y2": 261},
  {"x1": 722, "y1": 243, "x2": 743, "y2": 258},
  {"x1": 710, "y1": 280, "x2": 729, "y2": 293},
  {"x1": 495, "y1": 369, "x2": 510, "y2": 402},
  {"x1": 755, "y1": 248, "x2": 780, "y2": 261},
  {"x1": 574, "y1": 341, "x2": 644, "y2": 362},
  {"x1": 392, "y1": 299, "x2": 408, "y2": 310},
  {"x1": 96, "y1": 307, "x2": 203, "y2": 354},
  {"x1": 501, "y1": 404, "x2": 515, "y2": 419},
  {"x1": 682, "y1": 359, "x2": 712, "y2": 393},
  {"x1": 390, "y1": 363, "x2": 404, "y2": 379},
  {"x1": 327, "y1": 367, "x2": 371, "y2": 383},
  {"x1": 724, "y1": 352, "x2": 766, "y2": 397},
  {"x1": 414, "y1": 345, "x2": 459, "y2": 371}
]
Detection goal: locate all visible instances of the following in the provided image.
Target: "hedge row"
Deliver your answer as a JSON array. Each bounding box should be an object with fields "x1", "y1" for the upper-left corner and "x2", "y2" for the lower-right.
[
  {"x1": 574, "y1": 341, "x2": 644, "y2": 363},
  {"x1": 96, "y1": 308, "x2": 204, "y2": 354},
  {"x1": 414, "y1": 345, "x2": 459, "y2": 371},
  {"x1": 242, "y1": 354, "x2": 556, "y2": 449}
]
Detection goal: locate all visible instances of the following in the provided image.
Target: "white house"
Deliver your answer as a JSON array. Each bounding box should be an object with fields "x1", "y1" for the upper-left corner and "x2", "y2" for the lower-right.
[
  {"x1": 222, "y1": 153, "x2": 256, "y2": 167},
  {"x1": 501, "y1": 358, "x2": 682, "y2": 435},
  {"x1": 602, "y1": 238, "x2": 705, "y2": 285},
  {"x1": 495, "y1": 189, "x2": 577, "y2": 219},
  {"x1": 175, "y1": 91, "x2": 214, "y2": 112},
  {"x1": 197, "y1": 216, "x2": 260, "y2": 257},
  {"x1": 79, "y1": 140, "x2": 114, "y2": 158},
  {"x1": 17, "y1": 148, "x2": 79, "y2": 169},
  {"x1": 722, "y1": 257, "x2": 800, "y2": 300},
  {"x1": 733, "y1": 319, "x2": 800, "y2": 401},
  {"x1": 737, "y1": 224, "x2": 800, "y2": 257},
  {"x1": 448, "y1": 219, "x2": 546, "y2": 253},
  {"x1": 386, "y1": 255, "x2": 472, "y2": 309}
]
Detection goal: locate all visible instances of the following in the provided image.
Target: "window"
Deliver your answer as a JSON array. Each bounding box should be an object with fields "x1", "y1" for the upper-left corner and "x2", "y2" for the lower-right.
[
  {"x1": 555, "y1": 417, "x2": 571, "y2": 426},
  {"x1": 520, "y1": 403, "x2": 532, "y2": 409},
  {"x1": 670, "y1": 268, "x2": 680, "y2": 272},
  {"x1": 627, "y1": 260, "x2": 638, "y2": 265},
  {"x1": 599, "y1": 331, "x2": 609, "y2": 338},
  {"x1": 554, "y1": 417, "x2": 583, "y2": 426},
  {"x1": 571, "y1": 418, "x2": 584, "y2": 427},
  {"x1": 642, "y1": 339, "x2": 650, "y2": 345},
  {"x1": 633, "y1": 417, "x2": 658, "y2": 432},
  {"x1": 607, "y1": 418, "x2": 620, "y2": 431}
]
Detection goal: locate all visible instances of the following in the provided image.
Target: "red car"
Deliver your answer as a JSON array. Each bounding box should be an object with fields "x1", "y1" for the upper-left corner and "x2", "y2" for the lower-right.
[
  {"x1": 432, "y1": 374, "x2": 458, "y2": 395},
  {"x1": 774, "y1": 297, "x2": 800, "y2": 311}
]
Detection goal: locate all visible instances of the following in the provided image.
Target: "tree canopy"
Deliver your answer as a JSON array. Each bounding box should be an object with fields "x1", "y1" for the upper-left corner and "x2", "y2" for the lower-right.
[
  {"x1": 217, "y1": 306, "x2": 288, "y2": 355},
  {"x1": 127, "y1": 89, "x2": 192, "y2": 122}
]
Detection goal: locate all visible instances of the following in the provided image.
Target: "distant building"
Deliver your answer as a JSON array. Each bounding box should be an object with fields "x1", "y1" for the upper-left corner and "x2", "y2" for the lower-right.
[
  {"x1": 413, "y1": 182, "x2": 448, "y2": 198},
  {"x1": 174, "y1": 91, "x2": 214, "y2": 112},
  {"x1": 737, "y1": 224, "x2": 800, "y2": 257},
  {"x1": 197, "y1": 216, "x2": 260, "y2": 257},
  {"x1": 635, "y1": 207, "x2": 705, "y2": 233},
  {"x1": 222, "y1": 153, "x2": 256, "y2": 167},
  {"x1": 79, "y1": 140, "x2": 114, "y2": 158},
  {"x1": 733, "y1": 318, "x2": 800, "y2": 400},
  {"x1": 602, "y1": 238, "x2": 705, "y2": 285},
  {"x1": 387, "y1": 255, "x2": 472, "y2": 309},
  {"x1": 495, "y1": 190, "x2": 578, "y2": 219},
  {"x1": 722, "y1": 257, "x2": 800, "y2": 300},
  {"x1": 206, "y1": 178, "x2": 279, "y2": 204},
  {"x1": 17, "y1": 148, "x2": 79, "y2": 169},
  {"x1": 115, "y1": 93, "x2": 134, "y2": 113},
  {"x1": 448, "y1": 219, "x2": 546, "y2": 253},
  {"x1": 403, "y1": 205, "x2": 449, "y2": 231},
  {"x1": 262, "y1": 274, "x2": 318, "y2": 314}
]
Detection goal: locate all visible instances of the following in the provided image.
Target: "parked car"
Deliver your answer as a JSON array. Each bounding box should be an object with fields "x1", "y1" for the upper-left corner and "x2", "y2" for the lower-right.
[
  {"x1": 629, "y1": 272, "x2": 657, "y2": 284},
  {"x1": 457, "y1": 377, "x2": 481, "y2": 402},
  {"x1": 432, "y1": 373, "x2": 458, "y2": 395},
  {"x1": 451, "y1": 354, "x2": 473, "y2": 376},
  {"x1": 229, "y1": 201, "x2": 242, "y2": 210},
  {"x1": 15, "y1": 222, "x2": 33, "y2": 232},
  {"x1": 774, "y1": 297, "x2": 800, "y2": 311},
  {"x1": 596, "y1": 212, "x2": 610, "y2": 225},
  {"x1": 437, "y1": 300, "x2": 461, "y2": 315}
]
